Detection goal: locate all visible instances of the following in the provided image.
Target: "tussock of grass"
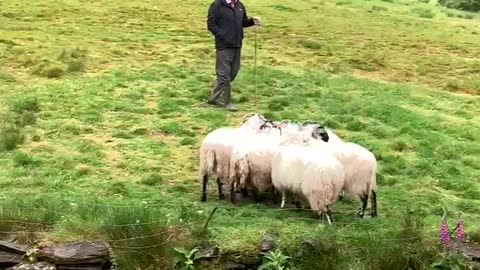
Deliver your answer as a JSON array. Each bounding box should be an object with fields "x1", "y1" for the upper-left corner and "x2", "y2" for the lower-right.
[{"x1": 0, "y1": 0, "x2": 480, "y2": 269}]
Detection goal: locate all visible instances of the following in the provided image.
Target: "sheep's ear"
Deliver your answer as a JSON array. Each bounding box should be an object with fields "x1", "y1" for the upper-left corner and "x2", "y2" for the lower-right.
[
  {"x1": 303, "y1": 120, "x2": 319, "y2": 126},
  {"x1": 311, "y1": 127, "x2": 330, "y2": 142},
  {"x1": 242, "y1": 113, "x2": 255, "y2": 122}
]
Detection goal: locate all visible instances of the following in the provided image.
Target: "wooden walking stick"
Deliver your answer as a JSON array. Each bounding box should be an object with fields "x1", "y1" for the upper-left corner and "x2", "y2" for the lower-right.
[{"x1": 254, "y1": 25, "x2": 258, "y2": 110}]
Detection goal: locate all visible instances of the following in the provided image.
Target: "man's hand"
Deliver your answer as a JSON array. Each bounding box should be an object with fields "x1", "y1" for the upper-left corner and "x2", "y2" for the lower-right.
[{"x1": 252, "y1": 16, "x2": 262, "y2": 26}]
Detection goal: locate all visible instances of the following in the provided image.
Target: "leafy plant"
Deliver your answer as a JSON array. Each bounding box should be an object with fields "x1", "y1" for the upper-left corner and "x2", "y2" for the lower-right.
[
  {"x1": 258, "y1": 250, "x2": 292, "y2": 270},
  {"x1": 173, "y1": 247, "x2": 207, "y2": 270},
  {"x1": 430, "y1": 212, "x2": 474, "y2": 270}
]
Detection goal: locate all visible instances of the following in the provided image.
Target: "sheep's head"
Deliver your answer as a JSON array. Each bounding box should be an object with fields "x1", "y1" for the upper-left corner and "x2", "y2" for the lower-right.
[
  {"x1": 240, "y1": 113, "x2": 265, "y2": 128},
  {"x1": 302, "y1": 121, "x2": 329, "y2": 142},
  {"x1": 259, "y1": 120, "x2": 282, "y2": 135}
]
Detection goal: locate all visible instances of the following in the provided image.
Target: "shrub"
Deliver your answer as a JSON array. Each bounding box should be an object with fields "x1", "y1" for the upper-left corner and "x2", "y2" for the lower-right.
[
  {"x1": 32, "y1": 59, "x2": 66, "y2": 78},
  {"x1": 0, "y1": 125, "x2": 24, "y2": 151},
  {"x1": 411, "y1": 7, "x2": 436, "y2": 18},
  {"x1": 438, "y1": 0, "x2": 480, "y2": 12},
  {"x1": 58, "y1": 47, "x2": 88, "y2": 72},
  {"x1": 13, "y1": 151, "x2": 37, "y2": 167},
  {"x1": 300, "y1": 40, "x2": 323, "y2": 50},
  {"x1": 10, "y1": 96, "x2": 40, "y2": 113}
]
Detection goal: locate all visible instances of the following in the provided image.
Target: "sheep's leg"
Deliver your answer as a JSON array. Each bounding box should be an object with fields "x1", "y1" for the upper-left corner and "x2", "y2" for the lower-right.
[
  {"x1": 280, "y1": 190, "x2": 286, "y2": 208},
  {"x1": 229, "y1": 182, "x2": 236, "y2": 204},
  {"x1": 201, "y1": 174, "x2": 208, "y2": 202},
  {"x1": 217, "y1": 177, "x2": 225, "y2": 200},
  {"x1": 252, "y1": 187, "x2": 262, "y2": 203},
  {"x1": 357, "y1": 194, "x2": 368, "y2": 218},
  {"x1": 370, "y1": 190, "x2": 377, "y2": 218},
  {"x1": 325, "y1": 206, "x2": 333, "y2": 225},
  {"x1": 241, "y1": 186, "x2": 248, "y2": 197},
  {"x1": 272, "y1": 186, "x2": 278, "y2": 204}
]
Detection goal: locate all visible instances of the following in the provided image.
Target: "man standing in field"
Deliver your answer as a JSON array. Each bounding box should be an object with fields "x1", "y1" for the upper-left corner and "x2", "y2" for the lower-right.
[{"x1": 206, "y1": 0, "x2": 261, "y2": 111}]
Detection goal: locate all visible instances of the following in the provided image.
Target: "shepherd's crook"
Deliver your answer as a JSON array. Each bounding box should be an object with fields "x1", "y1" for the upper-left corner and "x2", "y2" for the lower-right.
[{"x1": 254, "y1": 25, "x2": 258, "y2": 110}]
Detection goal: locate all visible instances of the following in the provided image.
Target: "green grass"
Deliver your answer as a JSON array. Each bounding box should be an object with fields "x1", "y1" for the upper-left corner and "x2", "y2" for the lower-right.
[{"x1": 1, "y1": 0, "x2": 480, "y2": 269}]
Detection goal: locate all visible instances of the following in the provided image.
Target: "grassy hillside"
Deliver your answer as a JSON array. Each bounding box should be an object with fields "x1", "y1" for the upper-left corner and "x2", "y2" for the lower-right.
[{"x1": 1, "y1": 0, "x2": 479, "y2": 269}]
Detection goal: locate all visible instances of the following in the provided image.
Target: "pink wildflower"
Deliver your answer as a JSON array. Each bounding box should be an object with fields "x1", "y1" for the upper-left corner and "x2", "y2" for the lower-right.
[
  {"x1": 440, "y1": 216, "x2": 450, "y2": 250},
  {"x1": 455, "y1": 217, "x2": 464, "y2": 251}
]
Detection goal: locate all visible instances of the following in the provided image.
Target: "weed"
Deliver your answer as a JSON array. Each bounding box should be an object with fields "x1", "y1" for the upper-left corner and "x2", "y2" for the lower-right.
[
  {"x1": 9, "y1": 96, "x2": 40, "y2": 113},
  {"x1": 411, "y1": 7, "x2": 436, "y2": 18},
  {"x1": 0, "y1": 125, "x2": 25, "y2": 151},
  {"x1": 32, "y1": 59, "x2": 66, "y2": 78},
  {"x1": 270, "y1": 5, "x2": 298, "y2": 12},
  {"x1": 371, "y1": 5, "x2": 389, "y2": 11},
  {"x1": 173, "y1": 247, "x2": 208, "y2": 270},
  {"x1": 140, "y1": 173, "x2": 165, "y2": 186},
  {"x1": 259, "y1": 250, "x2": 292, "y2": 270},
  {"x1": 58, "y1": 48, "x2": 88, "y2": 72},
  {"x1": 300, "y1": 40, "x2": 323, "y2": 50},
  {"x1": 13, "y1": 151, "x2": 37, "y2": 167}
]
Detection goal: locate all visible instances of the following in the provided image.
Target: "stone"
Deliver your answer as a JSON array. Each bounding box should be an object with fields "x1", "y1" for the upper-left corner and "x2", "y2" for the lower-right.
[
  {"x1": 465, "y1": 242, "x2": 480, "y2": 261},
  {"x1": 196, "y1": 243, "x2": 219, "y2": 259},
  {"x1": 56, "y1": 265, "x2": 103, "y2": 270},
  {"x1": 224, "y1": 260, "x2": 246, "y2": 269},
  {"x1": 7, "y1": 262, "x2": 56, "y2": 270},
  {"x1": 0, "y1": 250, "x2": 23, "y2": 267},
  {"x1": 0, "y1": 241, "x2": 29, "y2": 254},
  {"x1": 38, "y1": 241, "x2": 109, "y2": 265},
  {"x1": 259, "y1": 234, "x2": 276, "y2": 252},
  {"x1": 225, "y1": 254, "x2": 259, "y2": 267}
]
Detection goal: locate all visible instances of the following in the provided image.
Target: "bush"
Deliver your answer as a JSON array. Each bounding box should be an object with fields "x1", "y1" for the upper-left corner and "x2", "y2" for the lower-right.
[
  {"x1": 13, "y1": 151, "x2": 37, "y2": 167},
  {"x1": 438, "y1": 0, "x2": 480, "y2": 12},
  {"x1": 58, "y1": 47, "x2": 88, "y2": 73},
  {"x1": 0, "y1": 125, "x2": 24, "y2": 151},
  {"x1": 32, "y1": 59, "x2": 66, "y2": 78},
  {"x1": 411, "y1": 7, "x2": 436, "y2": 18}
]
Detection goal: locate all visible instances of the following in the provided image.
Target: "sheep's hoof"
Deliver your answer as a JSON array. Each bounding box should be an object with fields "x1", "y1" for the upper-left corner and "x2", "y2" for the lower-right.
[
  {"x1": 219, "y1": 194, "x2": 225, "y2": 200},
  {"x1": 201, "y1": 194, "x2": 207, "y2": 202}
]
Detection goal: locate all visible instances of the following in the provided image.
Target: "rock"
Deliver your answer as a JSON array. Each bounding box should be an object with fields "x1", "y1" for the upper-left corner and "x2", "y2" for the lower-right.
[
  {"x1": 0, "y1": 250, "x2": 23, "y2": 267},
  {"x1": 224, "y1": 254, "x2": 259, "y2": 267},
  {"x1": 38, "y1": 241, "x2": 109, "y2": 265},
  {"x1": 0, "y1": 241, "x2": 29, "y2": 254},
  {"x1": 259, "y1": 234, "x2": 276, "y2": 252},
  {"x1": 465, "y1": 242, "x2": 480, "y2": 261},
  {"x1": 196, "y1": 243, "x2": 219, "y2": 259},
  {"x1": 7, "y1": 262, "x2": 56, "y2": 270},
  {"x1": 56, "y1": 265, "x2": 103, "y2": 270},
  {"x1": 297, "y1": 239, "x2": 336, "y2": 258},
  {"x1": 224, "y1": 260, "x2": 246, "y2": 269}
]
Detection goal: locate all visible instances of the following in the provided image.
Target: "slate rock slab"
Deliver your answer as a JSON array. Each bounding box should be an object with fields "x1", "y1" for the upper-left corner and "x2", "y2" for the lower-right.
[
  {"x1": 0, "y1": 250, "x2": 23, "y2": 267},
  {"x1": 465, "y1": 242, "x2": 480, "y2": 261},
  {"x1": 0, "y1": 241, "x2": 29, "y2": 268},
  {"x1": 38, "y1": 242, "x2": 109, "y2": 265},
  {"x1": 259, "y1": 234, "x2": 276, "y2": 252},
  {"x1": 0, "y1": 241, "x2": 29, "y2": 255},
  {"x1": 56, "y1": 265, "x2": 103, "y2": 270}
]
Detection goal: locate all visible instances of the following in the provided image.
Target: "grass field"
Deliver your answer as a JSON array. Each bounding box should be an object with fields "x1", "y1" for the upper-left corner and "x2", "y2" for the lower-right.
[{"x1": 1, "y1": 0, "x2": 479, "y2": 269}]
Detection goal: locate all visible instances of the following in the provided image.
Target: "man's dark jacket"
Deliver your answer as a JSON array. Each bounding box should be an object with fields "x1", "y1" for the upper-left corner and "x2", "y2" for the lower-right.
[{"x1": 207, "y1": 0, "x2": 255, "y2": 49}]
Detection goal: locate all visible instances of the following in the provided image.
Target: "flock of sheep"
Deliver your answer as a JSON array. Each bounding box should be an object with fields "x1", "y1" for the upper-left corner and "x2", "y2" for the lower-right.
[{"x1": 198, "y1": 113, "x2": 378, "y2": 224}]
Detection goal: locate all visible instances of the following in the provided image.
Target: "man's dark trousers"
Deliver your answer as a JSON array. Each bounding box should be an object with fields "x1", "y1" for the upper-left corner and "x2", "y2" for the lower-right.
[{"x1": 209, "y1": 48, "x2": 241, "y2": 105}]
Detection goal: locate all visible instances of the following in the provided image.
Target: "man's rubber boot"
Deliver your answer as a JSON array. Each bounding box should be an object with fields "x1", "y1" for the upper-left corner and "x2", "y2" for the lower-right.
[
  {"x1": 223, "y1": 84, "x2": 237, "y2": 112},
  {"x1": 207, "y1": 81, "x2": 224, "y2": 107}
]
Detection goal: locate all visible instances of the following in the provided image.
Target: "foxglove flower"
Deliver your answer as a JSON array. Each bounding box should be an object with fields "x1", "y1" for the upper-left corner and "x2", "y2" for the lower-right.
[
  {"x1": 440, "y1": 216, "x2": 450, "y2": 250},
  {"x1": 455, "y1": 217, "x2": 464, "y2": 252}
]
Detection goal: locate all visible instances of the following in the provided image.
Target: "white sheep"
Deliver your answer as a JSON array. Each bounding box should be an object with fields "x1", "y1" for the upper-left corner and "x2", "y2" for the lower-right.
[
  {"x1": 271, "y1": 143, "x2": 345, "y2": 224},
  {"x1": 228, "y1": 124, "x2": 282, "y2": 203},
  {"x1": 305, "y1": 133, "x2": 378, "y2": 218},
  {"x1": 199, "y1": 113, "x2": 270, "y2": 203},
  {"x1": 229, "y1": 120, "x2": 332, "y2": 203}
]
